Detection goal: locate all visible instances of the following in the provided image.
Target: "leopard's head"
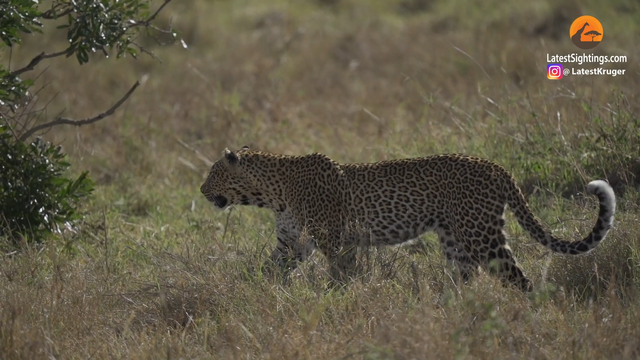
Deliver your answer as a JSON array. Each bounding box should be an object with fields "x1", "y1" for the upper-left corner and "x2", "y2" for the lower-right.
[{"x1": 200, "y1": 146, "x2": 251, "y2": 210}]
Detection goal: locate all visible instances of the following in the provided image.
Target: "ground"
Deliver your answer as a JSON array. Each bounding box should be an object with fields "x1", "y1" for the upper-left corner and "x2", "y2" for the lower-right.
[{"x1": 1, "y1": 0, "x2": 640, "y2": 359}]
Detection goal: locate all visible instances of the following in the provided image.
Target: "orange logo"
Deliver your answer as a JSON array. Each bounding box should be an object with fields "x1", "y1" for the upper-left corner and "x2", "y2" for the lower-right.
[{"x1": 570, "y1": 16, "x2": 603, "y2": 49}]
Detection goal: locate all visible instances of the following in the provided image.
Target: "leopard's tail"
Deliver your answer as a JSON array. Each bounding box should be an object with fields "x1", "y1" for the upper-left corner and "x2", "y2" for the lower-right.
[{"x1": 507, "y1": 179, "x2": 615, "y2": 255}]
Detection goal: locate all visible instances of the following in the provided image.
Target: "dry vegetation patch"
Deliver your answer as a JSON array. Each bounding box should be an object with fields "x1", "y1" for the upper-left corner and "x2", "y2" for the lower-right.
[{"x1": 2, "y1": 0, "x2": 640, "y2": 358}]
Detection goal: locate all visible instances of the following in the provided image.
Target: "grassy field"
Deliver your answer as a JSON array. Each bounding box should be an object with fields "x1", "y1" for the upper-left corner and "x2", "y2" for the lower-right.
[{"x1": 2, "y1": 0, "x2": 640, "y2": 358}]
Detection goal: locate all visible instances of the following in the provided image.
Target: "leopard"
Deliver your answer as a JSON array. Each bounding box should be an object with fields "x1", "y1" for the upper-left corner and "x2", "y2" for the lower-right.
[{"x1": 200, "y1": 146, "x2": 616, "y2": 292}]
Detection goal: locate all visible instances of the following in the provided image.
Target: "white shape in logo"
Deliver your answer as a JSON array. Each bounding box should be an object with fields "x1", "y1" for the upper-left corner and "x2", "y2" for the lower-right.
[{"x1": 563, "y1": 68, "x2": 570, "y2": 76}]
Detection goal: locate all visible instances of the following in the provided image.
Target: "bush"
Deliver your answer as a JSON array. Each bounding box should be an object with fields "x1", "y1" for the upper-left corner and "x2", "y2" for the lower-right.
[
  {"x1": 0, "y1": 0, "x2": 177, "y2": 247},
  {"x1": 0, "y1": 125, "x2": 94, "y2": 246}
]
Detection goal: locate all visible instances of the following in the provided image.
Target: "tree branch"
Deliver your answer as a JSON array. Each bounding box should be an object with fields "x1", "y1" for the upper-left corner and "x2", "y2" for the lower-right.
[
  {"x1": 41, "y1": 6, "x2": 74, "y2": 20},
  {"x1": 128, "y1": 0, "x2": 173, "y2": 30},
  {"x1": 18, "y1": 81, "x2": 140, "y2": 141},
  {"x1": 9, "y1": 49, "x2": 71, "y2": 77}
]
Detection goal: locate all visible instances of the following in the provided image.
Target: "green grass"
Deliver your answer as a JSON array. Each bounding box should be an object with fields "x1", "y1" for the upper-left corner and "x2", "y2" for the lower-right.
[{"x1": 2, "y1": 0, "x2": 640, "y2": 358}]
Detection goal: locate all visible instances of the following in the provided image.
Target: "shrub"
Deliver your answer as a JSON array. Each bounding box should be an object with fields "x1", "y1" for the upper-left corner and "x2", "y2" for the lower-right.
[
  {"x1": 0, "y1": 126, "x2": 94, "y2": 246},
  {"x1": 0, "y1": 0, "x2": 177, "y2": 246}
]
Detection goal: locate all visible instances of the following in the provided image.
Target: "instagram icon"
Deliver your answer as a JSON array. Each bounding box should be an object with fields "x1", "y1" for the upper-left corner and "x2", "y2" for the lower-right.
[{"x1": 547, "y1": 63, "x2": 563, "y2": 79}]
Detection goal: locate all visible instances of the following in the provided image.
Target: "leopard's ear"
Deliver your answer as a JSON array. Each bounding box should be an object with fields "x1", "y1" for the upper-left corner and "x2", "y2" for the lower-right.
[
  {"x1": 224, "y1": 148, "x2": 239, "y2": 165},
  {"x1": 241, "y1": 145, "x2": 250, "y2": 150}
]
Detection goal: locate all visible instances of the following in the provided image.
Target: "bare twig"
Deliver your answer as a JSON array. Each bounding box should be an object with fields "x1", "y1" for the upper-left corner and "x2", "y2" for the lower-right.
[
  {"x1": 131, "y1": 41, "x2": 162, "y2": 63},
  {"x1": 41, "y1": 6, "x2": 74, "y2": 20},
  {"x1": 18, "y1": 81, "x2": 140, "y2": 141},
  {"x1": 12, "y1": 69, "x2": 54, "y2": 133},
  {"x1": 9, "y1": 49, "x2": 71, "y2": 77},
  {"x1": 148, "y1": 23, "x2": 175, "y2": 35}
]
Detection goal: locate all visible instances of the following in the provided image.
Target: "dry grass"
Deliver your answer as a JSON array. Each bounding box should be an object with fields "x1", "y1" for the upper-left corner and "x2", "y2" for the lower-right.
[{"x1": 2, "y1": 0, "x2": 640, "y2": 358}]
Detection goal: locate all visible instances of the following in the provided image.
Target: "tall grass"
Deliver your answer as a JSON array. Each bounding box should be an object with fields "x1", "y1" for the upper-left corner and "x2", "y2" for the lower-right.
[{"x1": 2, "y1": 0, "x2": 640, "y2": 358}]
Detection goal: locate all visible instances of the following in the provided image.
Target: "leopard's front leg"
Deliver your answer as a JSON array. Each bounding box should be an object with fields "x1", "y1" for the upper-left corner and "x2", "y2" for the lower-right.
[{"x1": 262, "y1": 211, "x2": 315, "y2": 282}]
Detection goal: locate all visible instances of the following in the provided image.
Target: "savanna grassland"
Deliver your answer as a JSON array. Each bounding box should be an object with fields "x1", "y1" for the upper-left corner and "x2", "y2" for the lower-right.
[{"x1": 2, "y1": 0, "x2": 640, "y2": 358}]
